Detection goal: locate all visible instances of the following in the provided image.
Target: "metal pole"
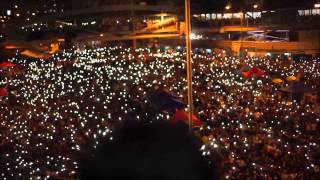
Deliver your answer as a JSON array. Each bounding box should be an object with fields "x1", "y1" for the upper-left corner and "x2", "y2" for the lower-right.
[
  {"x1": 131, "y1": 0, "x2": 137, "y2": 49},
  {"x1": 185, "y1": 0, "x2": 193, "y2": 131},
  {"x1": 240, "y1": 9, "x2": 243, "y2": 58}
]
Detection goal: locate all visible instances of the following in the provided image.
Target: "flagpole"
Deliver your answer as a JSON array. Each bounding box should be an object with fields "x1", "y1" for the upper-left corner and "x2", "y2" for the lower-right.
[{"x1": 185, "y1": 0, "x2": 193, "y2": 132}]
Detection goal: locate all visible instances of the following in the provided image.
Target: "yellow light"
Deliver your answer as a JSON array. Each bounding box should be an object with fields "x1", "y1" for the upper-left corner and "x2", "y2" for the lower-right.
[
  {"x1": 253, "y1": 4, "x2": 259, "y2": 9},
  {"x1": 225, "y1": 5, "x2": 231, "y2": 10}
]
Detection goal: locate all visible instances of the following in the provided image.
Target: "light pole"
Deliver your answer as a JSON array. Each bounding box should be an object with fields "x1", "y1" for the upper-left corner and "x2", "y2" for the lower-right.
[
  {"x1": 240, "y1": 8, "x2": 244, "y2": 58},
  {"x1": 184, "y1": 0, "x2": 193, "y2": 131},
  {"x1": 253, "y1": 4, "x2": 259, "y2": 25},
  {"x1": 131, "y1": 0, "x2": 137, "y2": 49}
]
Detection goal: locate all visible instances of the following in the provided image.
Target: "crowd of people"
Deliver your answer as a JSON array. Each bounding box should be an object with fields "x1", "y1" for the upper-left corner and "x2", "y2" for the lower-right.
[{"x1": 0, "y1": 46, "x2": 320, "y2": 179}]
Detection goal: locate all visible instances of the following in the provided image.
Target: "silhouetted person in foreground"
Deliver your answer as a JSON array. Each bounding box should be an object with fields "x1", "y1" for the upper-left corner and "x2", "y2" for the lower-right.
[{"x1": 79, "y1": 121, "x2": 219, "y2": 180}]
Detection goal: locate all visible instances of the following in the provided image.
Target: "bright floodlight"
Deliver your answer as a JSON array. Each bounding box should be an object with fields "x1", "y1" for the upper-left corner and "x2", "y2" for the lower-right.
[
  {"x1": 315, "y1": 3, "x2": 320, "y2": 8},
  {"x1": 190, "y1": 33, "x2": 196, "y2": 40},
  {"x1": 6, "y1": 10, "x2": 11, "y2": 16}
]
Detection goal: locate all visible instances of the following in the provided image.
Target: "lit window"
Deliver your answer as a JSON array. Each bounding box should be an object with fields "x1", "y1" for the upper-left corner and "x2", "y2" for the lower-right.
[
  {"x1": 200, "y1": 14, "x2": 206, "y2": 21},
  {"x1": 217, "y1": 13, "x2": 222, "y2": 19},
  {"x1": 6, "y1": 10, "x2": 11, "y2": 16},
  {"x1": 298, "y1": 10, "x2": 304, "y2": 16},
  {"x1": 233, "y1": 13, "x2": 242, "y2": 19},
  {"x1": 253, "y1": 12, "x2": 261, "y2": 19},
  {"x1": 223, "y1": 13, "x2": 232, "y2": 19},
  {"x1": 211, "y1": 14, "x2": 216, "y2": 20},
  {"x1": 206, "y1": 14, "x2": 211, "y2": 20},
  {"x1": 304, "y1": 9, "x2": 311, "y2": 16}
]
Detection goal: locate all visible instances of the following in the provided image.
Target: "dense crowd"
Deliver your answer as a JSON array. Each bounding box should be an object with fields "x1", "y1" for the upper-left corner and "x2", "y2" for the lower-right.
[{"x1": 0, "y1": 46, "x2": 320, "y2": 179}]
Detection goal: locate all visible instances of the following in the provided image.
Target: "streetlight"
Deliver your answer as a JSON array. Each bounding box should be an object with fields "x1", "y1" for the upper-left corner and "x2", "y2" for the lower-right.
[
  {"x1": 253, "y1": 4, "x2": 259, "y2": 9},
  {"x1": 6, "y1": 10, "x2": 12, "y2": 16},
  {"x1": 184, "y1": 0, "x2": 193, "y2": 131},
  {"x1": 224, "y1": 3, "x2": 232, "y2": 27}
]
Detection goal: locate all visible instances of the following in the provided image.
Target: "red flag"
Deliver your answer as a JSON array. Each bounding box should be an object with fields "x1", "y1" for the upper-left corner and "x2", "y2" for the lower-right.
[
  {"x1": 172, "y1": 110, "x2": 203, "y2": 128},
  {"x1": 242, "y1": 68, "x2": 265, "y2": 78},
  {"x1": 251, "y1": 67, "x2": 265, "y2": 77},
  {"x1": 242, "y1": 71, "x2": 251, "y2": 78}
]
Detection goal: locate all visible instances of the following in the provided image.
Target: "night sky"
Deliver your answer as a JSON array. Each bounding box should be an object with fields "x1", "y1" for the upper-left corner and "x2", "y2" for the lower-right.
[{"x1": 0, "y1": 0, "x2": 316, "y2": 13}]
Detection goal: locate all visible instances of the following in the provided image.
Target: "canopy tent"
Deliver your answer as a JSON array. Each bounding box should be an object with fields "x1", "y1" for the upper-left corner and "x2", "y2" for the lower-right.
[
  {"x1": 286, "y1": 75, "x2": 297, "y2": 82},
  {"x1": 280, "y1": 82, "x2": 313, "y2": 94},
  {"x1": 147, "y1": 89, "x2": 186, "y2": 111},
  {"x1": 4, "y1": 45, "x2": 19, "y2": 50},
  {"x1": 0, "y1": 62, "x2": 16, "y2": 68},
  {"x1": 272, "y1": 78, "x2": 283, "y2": 84},
  {"x1": 172, "y1": 110, "x2": 203, "y2": 128}
]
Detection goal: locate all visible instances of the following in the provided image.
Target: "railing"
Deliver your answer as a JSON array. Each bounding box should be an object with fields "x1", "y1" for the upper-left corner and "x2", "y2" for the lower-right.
[{"x1": 213, "y1": 40, "x2": 320, "y2": 53}]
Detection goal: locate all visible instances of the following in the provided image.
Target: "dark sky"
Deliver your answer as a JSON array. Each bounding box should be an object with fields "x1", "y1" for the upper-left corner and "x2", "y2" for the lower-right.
[
  {"x1": 0, "y1": 0, "x2": 316, "y2": 13},
  {"x1": 190, "y1": 0, "x2": 315, "y2": 12}
]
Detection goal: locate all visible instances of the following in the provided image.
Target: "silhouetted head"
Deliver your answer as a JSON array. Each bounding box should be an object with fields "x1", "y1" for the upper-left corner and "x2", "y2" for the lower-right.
[{"x1": 79, "y1": 121, "x2": 219, "y2": 180}]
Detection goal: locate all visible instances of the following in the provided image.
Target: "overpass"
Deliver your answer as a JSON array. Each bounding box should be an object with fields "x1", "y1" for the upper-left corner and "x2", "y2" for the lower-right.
[
  {"x1": 194, "y1": 26, "x2": 260, "y2": 34},
  {"x1": 208, "y1": 40, "x2": 320, "y2": 56},
  {"x1": 20, "y1": 5, "x2": 181, "y2": 25}
]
